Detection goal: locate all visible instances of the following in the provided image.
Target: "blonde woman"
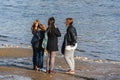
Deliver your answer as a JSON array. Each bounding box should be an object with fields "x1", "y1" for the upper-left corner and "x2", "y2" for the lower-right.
[{"x1": 31, "y1": 20, "x2": 46, "y2": 71}]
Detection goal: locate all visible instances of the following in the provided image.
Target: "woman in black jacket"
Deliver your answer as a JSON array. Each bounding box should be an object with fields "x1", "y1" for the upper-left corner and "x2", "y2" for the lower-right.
[
  {"x1": 46, "y1": 17, "x2": 61, "y2": 73},
  {"x1": 61, "y1": 18, "x2": 77, "y2": 74},
  {"x1": 31, "y1": 20, "x2": 46, "y2": 71}
]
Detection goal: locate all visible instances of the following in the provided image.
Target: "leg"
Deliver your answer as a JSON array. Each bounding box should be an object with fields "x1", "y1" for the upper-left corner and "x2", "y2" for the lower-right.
[
  {"x1": 41, "y1": 50, "x2": 44, "y2": 68},
  {"x1": 38, "y1": 50, "x2": 44, "y2": 69},
  {"x1": 46, "y1": 51, "x2": 50, "y2": 72},
  {"x1": 64, "y1": 49, "x2": 75, "y2": 71},
  {"x1": 69, "y1": 50, "x2": 75, "y2": 71},
  {"x1": 50, "y1": 51, "x2": 56, "y2": 71},
  {"x1": 35, "y1": 48, "x2": 39, "y2": 70},
  {"x1": 32, "y1": 44, "x2": 38, "y2": 70}
]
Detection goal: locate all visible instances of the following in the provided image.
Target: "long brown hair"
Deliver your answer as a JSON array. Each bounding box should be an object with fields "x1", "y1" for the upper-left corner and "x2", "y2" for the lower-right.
[
  {"x1": 47, "y1": 17, "x2": 55, "y2": 32},
  {"x1": 31, "y1": 20, "x2": 40, "y2": 34}
]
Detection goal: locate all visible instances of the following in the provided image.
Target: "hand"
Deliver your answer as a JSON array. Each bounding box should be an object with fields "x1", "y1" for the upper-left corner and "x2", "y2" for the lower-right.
[
  {"x1": 35, "y1": 26, "x2": 38, "y2": 30},
  {"x1": 55, "y1": 25, "x2": 57, "y2": 28},
  {"x1": 71, "y1": 44, "x2": 75, "y2": 47},
  {"x1": 41, "y1": 24, "x2": 46, "y2": 31}
]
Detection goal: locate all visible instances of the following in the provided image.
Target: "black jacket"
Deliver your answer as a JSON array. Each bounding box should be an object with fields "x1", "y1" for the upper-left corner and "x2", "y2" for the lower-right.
[
  {"x1": 31, "y1": 30, "x2": 45, "y2": 49},
  {"x1": 61, "y1": 25, "x2": 77, "y2": 54},
  {"x1": 47, "y1": 28, "x2": 61, "y2": 51},
  {"x1": 66, "y1": 25, "x2": 77, "y2": 45}
]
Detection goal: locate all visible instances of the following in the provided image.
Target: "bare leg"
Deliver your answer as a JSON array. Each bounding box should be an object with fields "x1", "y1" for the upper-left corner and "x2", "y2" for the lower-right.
[
  {"x1": 46, "y1": 52, "x2": 50, "y2": 72},
  {"x1": 50, "y1": 51, "x2": 56, "y2": 71}
]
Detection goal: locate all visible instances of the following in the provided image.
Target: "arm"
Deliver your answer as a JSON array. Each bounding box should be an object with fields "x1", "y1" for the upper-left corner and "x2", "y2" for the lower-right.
[
  {"x1": 41, "y1": 24, "x2": 47, "y2": 31},
  {"x1": 69, "y1": 27, "x2": 77, "y2": 46},
  {"x1": 54, "y1": 28, "x2": 61, "y2": 37}
]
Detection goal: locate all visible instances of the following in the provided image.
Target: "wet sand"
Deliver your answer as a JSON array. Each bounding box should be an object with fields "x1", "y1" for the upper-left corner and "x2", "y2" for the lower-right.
[
  {"x1": 0, "y1": 48, "x2": 120, "y2": 80},
  {"x1": 0, "y1": 48, "x2": 32, "y2": 58}
]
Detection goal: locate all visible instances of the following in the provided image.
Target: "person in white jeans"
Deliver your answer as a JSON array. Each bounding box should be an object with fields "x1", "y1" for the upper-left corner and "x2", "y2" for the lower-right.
[
  {"x1": 61, "y1": 18, "x2": 77, "y2": 74},
  {"x1": 65, "y1": 49, "x2": 75, "y2": 71},
  {"x1": 64, "y1": 43, "x2": 77, "y2": 73}
]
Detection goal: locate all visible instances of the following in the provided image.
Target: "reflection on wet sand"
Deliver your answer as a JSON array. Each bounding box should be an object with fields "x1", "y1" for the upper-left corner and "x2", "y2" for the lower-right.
[{"x1": 0, "y1": 48, "x2": 120, "y2": 80}]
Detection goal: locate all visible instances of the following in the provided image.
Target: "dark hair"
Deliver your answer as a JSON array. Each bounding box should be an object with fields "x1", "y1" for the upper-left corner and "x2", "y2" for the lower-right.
[
  {"x1": 47, "y1": 17, "x2": 55, "y2": 32},
  {"x1": 66, "y1": 18, "x2": 73, "y2": 25}
]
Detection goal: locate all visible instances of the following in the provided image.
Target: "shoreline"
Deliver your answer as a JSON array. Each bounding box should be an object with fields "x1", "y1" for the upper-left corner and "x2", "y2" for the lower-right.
[
  {"x1": 0, "y1": 48, "x2": 120, "y2": 80},
  {"x1": 0, "y1": 48, "x2": 120, "y2": 64}
]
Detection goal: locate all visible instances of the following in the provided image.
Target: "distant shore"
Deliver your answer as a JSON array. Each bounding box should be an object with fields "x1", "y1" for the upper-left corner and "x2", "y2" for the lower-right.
[{"x1": 0, "y1": 48, "x2": 120, "y2": 80}]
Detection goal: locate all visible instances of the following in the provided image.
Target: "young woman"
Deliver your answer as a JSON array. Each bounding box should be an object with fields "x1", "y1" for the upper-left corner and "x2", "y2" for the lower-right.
[
  {"x1": 31, "y1": 20, "x2": 46, "y2": 71},
  {"x1": 46, "y1": 17, "x2": 61, "y2": 73},
  {"x1": 61, "y1": 18, "x2": 77, "y2": 74}
]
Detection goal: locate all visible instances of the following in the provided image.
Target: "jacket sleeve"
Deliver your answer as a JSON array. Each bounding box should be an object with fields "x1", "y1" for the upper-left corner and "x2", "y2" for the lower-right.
[
  {"x1": 54, "y1": 28, "x2": 61, "y2": 37},
  {"x1": 69, "y1": 27, "x2": 77, "y2": 46}
]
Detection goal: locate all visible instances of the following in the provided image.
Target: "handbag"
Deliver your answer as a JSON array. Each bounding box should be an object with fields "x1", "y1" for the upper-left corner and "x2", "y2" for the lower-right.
[{"x1": 42, "y1": 31, "x2": 48, "y2": 49}]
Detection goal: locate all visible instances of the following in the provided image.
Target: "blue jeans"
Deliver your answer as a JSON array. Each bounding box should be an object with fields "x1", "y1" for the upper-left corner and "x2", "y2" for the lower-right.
[{"x1": 32, "y1": 44, "x2": 44, "y2": 69}]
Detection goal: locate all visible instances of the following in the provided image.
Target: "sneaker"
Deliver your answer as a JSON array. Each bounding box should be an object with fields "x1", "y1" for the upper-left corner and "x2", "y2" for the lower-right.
[{"x1": 40, "y1": 68, "x2": 46, "y2": 72}]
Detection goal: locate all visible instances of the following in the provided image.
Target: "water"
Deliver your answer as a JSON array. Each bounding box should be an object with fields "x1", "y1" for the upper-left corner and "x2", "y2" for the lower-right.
[
  {"x1": 0, "y1": 74, "x2": 32, "y2": 80},
  {"x1": 0, "y1": 58, "x2": 32, "y2": 68},
  {"x1": 0, "y1": 0, "x2": 120, "y2": 61}
]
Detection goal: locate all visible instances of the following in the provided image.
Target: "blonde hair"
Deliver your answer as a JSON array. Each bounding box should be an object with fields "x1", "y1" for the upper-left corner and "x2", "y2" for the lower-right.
[{"x1": 41, "y1": 24, "x2": 46, "y2": 31}]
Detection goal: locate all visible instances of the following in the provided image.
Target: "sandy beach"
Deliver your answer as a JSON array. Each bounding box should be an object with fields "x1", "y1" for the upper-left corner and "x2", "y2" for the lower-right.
[
  {"x1": 0, "y1": 0, "x2": 120, "y2": 80},
  {"x1": 0, "y1": 48, "x2": 120, "y2": 80}
]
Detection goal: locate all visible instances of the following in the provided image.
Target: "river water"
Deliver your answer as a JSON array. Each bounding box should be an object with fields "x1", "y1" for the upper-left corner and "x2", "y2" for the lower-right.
[{"x1": 0, "y1": 0, "x2": 120, "y2": 61}]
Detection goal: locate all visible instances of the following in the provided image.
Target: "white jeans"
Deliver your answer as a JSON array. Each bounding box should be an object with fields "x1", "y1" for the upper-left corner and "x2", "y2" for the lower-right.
[{"x1": 64, "y1": 49, "x2": 75, "y2": 71}]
